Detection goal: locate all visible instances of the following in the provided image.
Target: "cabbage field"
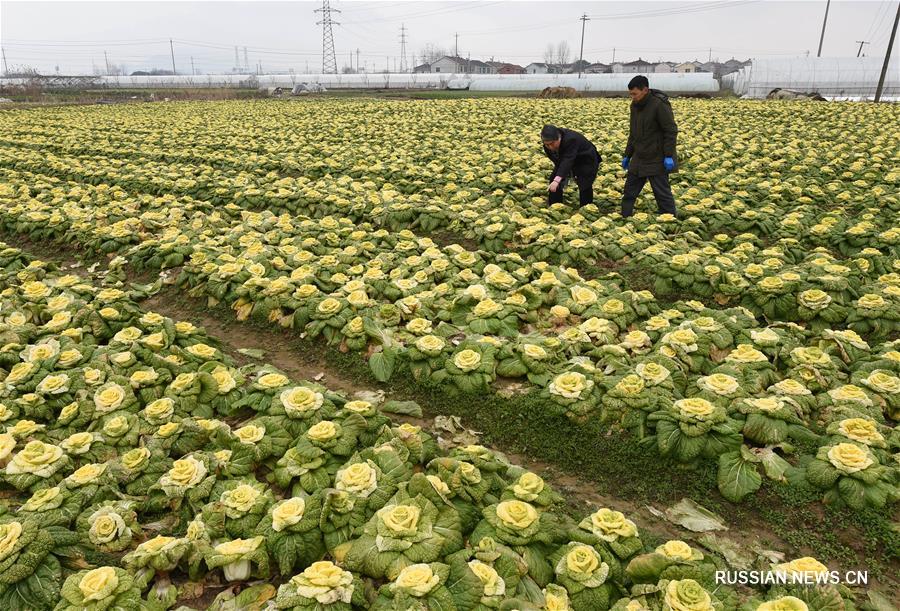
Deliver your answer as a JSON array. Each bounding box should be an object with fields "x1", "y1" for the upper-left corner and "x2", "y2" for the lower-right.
[{"x1": 0, "y1": 98, "x2": 897, "y2": 610}]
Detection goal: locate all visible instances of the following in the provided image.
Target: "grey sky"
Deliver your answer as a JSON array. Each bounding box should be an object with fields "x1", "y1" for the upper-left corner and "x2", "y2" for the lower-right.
[{"x1": 1, "y1": 0, "x2": 897, "y2": 75}]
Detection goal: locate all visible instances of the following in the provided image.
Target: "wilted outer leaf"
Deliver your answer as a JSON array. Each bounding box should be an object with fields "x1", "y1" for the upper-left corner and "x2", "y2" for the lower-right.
[
  {"x1": 236, "y1": 348, "x2": 266, "y2": 360},
  {"x1": 697, "y1": 534, "x2": 754, "y2": 569},
  {"x1": 866, "y1": 590, "x2": 897, "y2": 611},
  {"x1": 664, "y1": 498, "x2": 728, "y2": 532}
]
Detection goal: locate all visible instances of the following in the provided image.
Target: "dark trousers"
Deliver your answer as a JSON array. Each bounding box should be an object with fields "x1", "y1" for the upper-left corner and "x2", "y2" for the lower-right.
[
  {"x1": 621, "y1": 172, "x2": 677, "y2": 217},
  {"x1": 548, "y1": 161, "x2": 598, "y2": 206}
]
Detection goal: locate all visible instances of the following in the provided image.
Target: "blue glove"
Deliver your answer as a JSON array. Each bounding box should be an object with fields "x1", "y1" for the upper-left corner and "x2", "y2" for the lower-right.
[
  {"x1": 663, "y1": 156, "x2": 675, "y2": 172},
  {"x1": 622, "y1": 157, "x2": 630, "y2": 170}
]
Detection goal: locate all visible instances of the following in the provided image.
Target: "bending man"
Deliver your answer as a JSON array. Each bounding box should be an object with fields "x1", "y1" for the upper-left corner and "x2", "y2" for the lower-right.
[
  {"x1": 621, "y1": 75, "x2": 678, "y2": 217},
  {"x1": 541, "y1": 124, "x2": 601, "y2": 207}
]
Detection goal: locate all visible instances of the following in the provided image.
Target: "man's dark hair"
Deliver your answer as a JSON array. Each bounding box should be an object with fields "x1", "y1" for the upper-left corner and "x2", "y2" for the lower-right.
[
  {"x1": 627, "y1": 75, "x2": 649, "y2": 90},
  {"x1": 540, "y1": 124, "x2": 561, "y2": 141}
]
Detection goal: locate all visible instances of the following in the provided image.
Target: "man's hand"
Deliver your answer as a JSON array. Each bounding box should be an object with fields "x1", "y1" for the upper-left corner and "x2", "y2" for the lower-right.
[
  {"x1": 622, "y1": 157, "x2": 630, "y2": 170},
  {"x1": 664, "y1": 156, "x2": 675, "y2": 172},
  {"x1": 549, "y1": 176, "x2": 562, "y2": 193}
]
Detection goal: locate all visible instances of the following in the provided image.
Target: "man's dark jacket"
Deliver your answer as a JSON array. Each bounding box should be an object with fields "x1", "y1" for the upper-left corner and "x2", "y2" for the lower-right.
[
  {"x1": 624, "y1": 89, "x2": 678, "y2": 177},
  {"x1": 543, "y1": 128, "x2": 600, "y2": 179}
]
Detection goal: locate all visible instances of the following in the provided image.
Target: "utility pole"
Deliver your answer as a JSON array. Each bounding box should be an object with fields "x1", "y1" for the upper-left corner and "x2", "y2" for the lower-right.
[
  {"x1": 1, "y1": 47, "x2": 7, "y2": 76},
  {"x1": 612, "y1": 47, "x2": 616, "y2": 63},
  {"x1": 243, "y1": 47, "x2": 249, "y2": 71},
  {"x1": 104, "y1": 51, "x2": 111, "y2": 76},
  {"x1": 315, "y1": 0, "x2": 340, "y2": 74},
  {"x1": 855, "y1": 40, "x2": 870, "y2": 57},
  {"x1": 191, "y1": 56, "x2": 196, "y2": 75},
  {"x1": 234, "y1": 46, "x2": 240, "y2": 72},
  {"x1": 357, "y1": 48, "x2": 361, "y2": 72},
  {"x1": 454, "y1": 32, "x2": 459, "y2": 57},
  {"x1": 875, "y1": 1, "x2": 900, "y2": 102},
  {"x1": 577, "y1": 13, "x2": 589, "y2": 78},
  {"x1": 169, "y1": 38, "x2": 177, "y2": 74},
  {"x1": 349, "y1": 51, "x2": 353, "y2": 71},
  {"x1": 400, "y1": 24, "x2": 408, "y2": 72},
  {"x1": 708, "y1": 48, "x2": 712, "y2": 62},
  {"x1": 817, "y1": 0, "x2": 831, "y2": 57}
]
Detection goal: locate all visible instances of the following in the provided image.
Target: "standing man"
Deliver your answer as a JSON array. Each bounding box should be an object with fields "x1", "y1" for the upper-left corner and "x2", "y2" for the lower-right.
[
  {"x1": 621, "y1": 75, "x2": 678, "y2": 217},
  {"x1": 541, "y1": 124, "x2": 601, "y2": 207}
]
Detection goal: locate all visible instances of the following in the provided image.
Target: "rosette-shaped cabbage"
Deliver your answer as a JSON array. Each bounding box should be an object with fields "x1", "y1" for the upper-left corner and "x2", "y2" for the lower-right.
[
  {"x1": 370, "y1": 562, "x2": 474, "y2": 611},
  {"x1": 4, "y1": 439, "x2": 70, "y2": 491},
  {"x1": 647, "y1": 398, "x2": 743, "y2": 464},
  {"x1": 573, "y1": 507, "x2": 643, "y2": 561},
  {"x1": 804, "y1": 442, "x2": 896, "y2": 509},
  {"x1": 544, "y1": 370, "x2": 599, "y2": 422},
  {"x1": 344, "y1": 489, "x2": 463, "y2": 580},
  {"x1": 55, "y1": 566, "x2": 142, "y2": 611},
  {"x1": 469, "y1": 500, "x2": 563, "y2": 587},
  {"x1": 736, "y1": 396, "x2": 806, "y2": 446},
  {"x1": 121, "y1": 535, "x2": 190, "y2": 573},
  {"x1": 434, "y1": 342, "x2": 497, "y2": 395},
  {"x1": 271, "y1": 413, "x2": 367, "y2": 496},
  {"x1": 201, "y1": 478, "x2": 274, "y2": 539},
  {"x1": 549, "y1": 542, "x2": 617, "y2": 611},
  {"x1": 76, "y1": 500, "x2": 141, "y2": 553},
  {"x1": 205, "y1": 535, "x2": 270, "y2": 581},
  {"x1": 500, "y1": 469, "x2": 563, "y2": 508},
  {"x1": 0, "y1": 518, "x2": 67, "y2": 609},
  {"x1": 275, "y1": 560, "x2": 365, "y2": 610}
]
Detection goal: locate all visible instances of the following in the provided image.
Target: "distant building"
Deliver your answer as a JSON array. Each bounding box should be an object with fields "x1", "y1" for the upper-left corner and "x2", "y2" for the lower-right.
[
  {"x1": 585, "y1": 62, "x2": 611, "y2": 74},
  {"x1": 524, "y1": 62, "x2": 564, "y2": 74},
  {"x1": 610, "y1": 62, "x2": 627, "y2": 73},
  {"x1": 623, "y1": 58, "x2": 655, "y2": 72},
  {"x1": 486, "y1": 61, "x2": 525, "y2": 74},
  {"x1": 427, "y1": 56, "x2": 495, "y2": 74},
  {"x1": 653, "y1": 62, "x2": 675, "y2": 73},
  {"x1": 412, "y1": 63, "x2": 431, "y2": 74},
  {"x1": 675, "y1": 61, "x2": 701, "y2": 73},
  {"x1": 721, "y1": 58, "x2": 751, "y2": 76},
  {"x1": 566, "y1": 59, "x2": 591, "y2": 74}
]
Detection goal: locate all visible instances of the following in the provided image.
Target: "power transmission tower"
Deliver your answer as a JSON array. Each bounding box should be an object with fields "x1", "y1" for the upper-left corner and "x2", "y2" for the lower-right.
[
  {"x1": 577, "y1": 13, "x2": 589, "y2": 78},
  {"x1": 875, "y1": 1, "x2": 899, "y2": 102},
  {"x1": 244, "y1": 47, "x2": 249, "y2": 71},
  {"x1": 400, "y1": 24, "x2": 408, "y2": 72},
  {"x1": 817, "y1": 0, "x2": 831, "y2": 57},
  {"x1": 315, "y1": 0, "x2": 340, "y2": 74},
  {"x1": 855, "y1": 40, "x2": 870, "y2": 57},
  {"x1": 169, "y1": 38, "x2": 177, "y2": 74}
]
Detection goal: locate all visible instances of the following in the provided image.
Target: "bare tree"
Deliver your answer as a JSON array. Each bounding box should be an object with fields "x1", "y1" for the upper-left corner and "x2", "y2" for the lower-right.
[
  {"x1": 420, "y1": 44, "x2": 448, "y2": 64},
  {"x1": 555, "y1": 41, "x2": 571, "y2": 67},
  {"x1": 543, "y1": 44, "x2": 555, "y2": 65}
]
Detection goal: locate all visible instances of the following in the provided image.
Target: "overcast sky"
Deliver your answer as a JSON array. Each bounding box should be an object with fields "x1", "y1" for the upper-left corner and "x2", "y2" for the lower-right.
[{"x1": 1, "y1": 0, "x2": 897, "y2": 75}]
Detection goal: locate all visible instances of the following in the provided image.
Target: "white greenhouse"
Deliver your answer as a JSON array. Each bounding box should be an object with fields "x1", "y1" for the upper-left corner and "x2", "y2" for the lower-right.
[{"x1": 723, "y1": 57, "x2": 899, "y2": 100}]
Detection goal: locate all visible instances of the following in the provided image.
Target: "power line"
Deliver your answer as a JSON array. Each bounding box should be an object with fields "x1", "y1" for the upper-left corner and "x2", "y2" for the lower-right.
[
  {"x1": 589, "y1": 0, "x2": 758, "y2": 20},
  {"x1": 855, "y1": 40, "x2": 870, "y2": 57},
  {"x1": 864, "y1": 1, "x2": 890, "y2": 41},
  {"x1": 342, "y1": 1, "x2": 503, "y2": 26}
]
